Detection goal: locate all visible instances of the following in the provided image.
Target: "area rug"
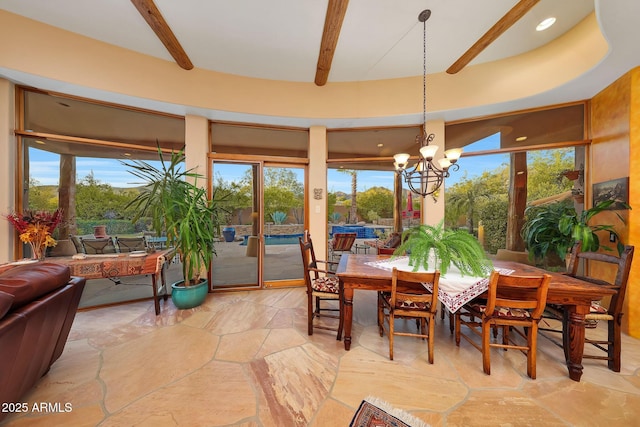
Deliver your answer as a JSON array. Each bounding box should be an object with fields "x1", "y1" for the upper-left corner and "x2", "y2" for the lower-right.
[{"x1": 349, "y1": 396, "x2": 430, "y2": 427}]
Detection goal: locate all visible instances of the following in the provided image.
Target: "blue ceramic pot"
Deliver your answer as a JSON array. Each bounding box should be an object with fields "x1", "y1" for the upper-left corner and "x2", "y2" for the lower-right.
[{"x1": 171, "y1": 279, "x2": 208, "y2": 309}]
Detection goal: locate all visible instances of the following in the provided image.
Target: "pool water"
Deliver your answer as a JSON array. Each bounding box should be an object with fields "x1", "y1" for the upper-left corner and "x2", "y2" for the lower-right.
[{"x1": 240, "y1": 234, "x2": 304, "y2": 246}]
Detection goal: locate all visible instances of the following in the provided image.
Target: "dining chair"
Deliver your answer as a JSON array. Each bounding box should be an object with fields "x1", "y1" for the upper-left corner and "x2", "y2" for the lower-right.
[
  {"x1": 541, "y1": 242, "x2": 634, "y2": 372},
  {"x1": 81, "y1": 237, "x2": 117, "y2": 254},
  {"x1": 378, "y1": 267, "x2": 440, "y2": 363},
  {"x1": 299, "y1": 232, "x2": 344, "y2": 340},
  {"x1": 116, "y1": 236, "x2": 147, "y2": 253},
  {"x1": 328, "y1": 232, "x2": 357, "y2": 262},
  {"x1": 455, "y1": 271, "x2": 551, "y2": 379}
]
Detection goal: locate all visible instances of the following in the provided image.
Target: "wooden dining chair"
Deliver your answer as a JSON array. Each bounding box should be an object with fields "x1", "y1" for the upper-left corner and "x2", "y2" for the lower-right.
[
  {"x1": 455, "y1": 271, "x2": 551, "y2": 379},
  {"x1": 378, "y1": 267, "x2": 440, "y2": 363},
  {"x1": 299, "y1": 233, "x2": 344, "y2": 340},
  {"x1": 328, "y1": 232, "x2": 357, "y2": 261},
  {"x1": 542, "y1": 242, "x2": 634, "y2": 372}
]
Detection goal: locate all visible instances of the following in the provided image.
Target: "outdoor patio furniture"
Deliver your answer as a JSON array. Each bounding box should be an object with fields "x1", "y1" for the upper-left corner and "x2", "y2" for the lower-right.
[
  {"x1": 116, "y1": 236, "x2": 147, "y2": 253},
  {"x1": 328, "y1": 232, "x2": 357, "y2": 261}
]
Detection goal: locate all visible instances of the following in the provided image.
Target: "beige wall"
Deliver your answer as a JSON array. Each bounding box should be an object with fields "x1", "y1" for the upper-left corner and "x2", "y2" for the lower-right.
[
  {"x1": 0, "y1": 79, "x2": 15, "y2": 262},
  {"x1": 0, "y1": 10, "x2": 606, "y2": 124},
  {"x1": 309, "y1": 126, "x2": 328, "y2": 258}
]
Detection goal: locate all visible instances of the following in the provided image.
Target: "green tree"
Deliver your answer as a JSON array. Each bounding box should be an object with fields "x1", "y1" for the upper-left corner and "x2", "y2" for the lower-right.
[
  {"x1": 76, "y1": 172, "x2": 131, "y2": 220},
  {"x1": 337, "y1": 169, "x2": 358, "y2": 223},
  {"x1": 214, "y1": 172, "x2": 252, "y2": 224},
  {"x1": 357, "y1": 187, "x2": 393, "y2": 220},
  {"x1": 527, "y1": 149, "x2": 574, "y2": 201},
  {"x1": 28, "y1": 177, "x2": 58, "y2": 211},
  {"x1": 262, "y1": 168, "x2": 303, "y2": 223}
]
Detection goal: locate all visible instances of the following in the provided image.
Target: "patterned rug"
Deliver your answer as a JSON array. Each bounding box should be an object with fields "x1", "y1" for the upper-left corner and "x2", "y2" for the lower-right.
[{"x1": 350, "y1": 397, "x2": 430, "y2": 427}]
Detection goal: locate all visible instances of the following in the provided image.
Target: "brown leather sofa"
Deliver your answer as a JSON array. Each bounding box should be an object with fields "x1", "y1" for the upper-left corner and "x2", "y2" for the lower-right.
[{"x1": 0, "y1": 262, "x2": 86, "y2": 420}]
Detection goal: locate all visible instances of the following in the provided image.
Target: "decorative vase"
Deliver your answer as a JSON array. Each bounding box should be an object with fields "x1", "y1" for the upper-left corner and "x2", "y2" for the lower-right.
[
  {"x1": 30, "y1": 242, "x2": 46, "y2": 261},
  {"x1": 93, "y1": 225, "x2": 108, "y2": 238},
  {"x1": 171, "y1": 279, "x2": 209, "y2": 309}
]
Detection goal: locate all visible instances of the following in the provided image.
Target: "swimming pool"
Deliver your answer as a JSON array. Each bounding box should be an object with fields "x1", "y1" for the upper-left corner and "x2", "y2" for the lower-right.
[
  {"x1": 239, "y1": 233, "x2": 304, "y2": 246},
  {"x1": 330, "y1": 225, "x2": 387, "y2": 239}
]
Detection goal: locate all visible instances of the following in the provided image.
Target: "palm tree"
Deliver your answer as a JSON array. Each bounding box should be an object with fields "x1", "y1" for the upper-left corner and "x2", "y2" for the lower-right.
[{"x1": 447, "y1": 178, "x2": 490, "y2": 234}]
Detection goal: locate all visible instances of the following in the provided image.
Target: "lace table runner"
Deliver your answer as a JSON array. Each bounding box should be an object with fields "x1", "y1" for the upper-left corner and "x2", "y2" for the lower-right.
[{"x1": 365, "y1": 256, "x2": 514, "y2": 312}]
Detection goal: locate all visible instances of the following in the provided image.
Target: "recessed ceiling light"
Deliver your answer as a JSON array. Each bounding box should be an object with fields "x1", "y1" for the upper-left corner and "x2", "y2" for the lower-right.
[
  {"x1": 377, "y1": 143, "x2": 383, "y2": 148},
  {"x1": 516, "y1": 136, "x2": 527, "y2": 142},
  {"x1": 536, "y1": 17, "x2": 556, "y2": 32}
]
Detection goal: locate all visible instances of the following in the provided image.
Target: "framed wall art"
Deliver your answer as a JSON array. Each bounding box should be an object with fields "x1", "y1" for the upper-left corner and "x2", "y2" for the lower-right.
[{"x1": 592, "y1": 177, "x2": 629, "y2": 209}]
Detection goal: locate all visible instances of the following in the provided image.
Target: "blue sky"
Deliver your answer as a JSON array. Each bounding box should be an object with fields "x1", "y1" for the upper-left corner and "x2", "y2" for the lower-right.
[{"x1": 29, "y1": 133, "x2": 505, "y2": 192}]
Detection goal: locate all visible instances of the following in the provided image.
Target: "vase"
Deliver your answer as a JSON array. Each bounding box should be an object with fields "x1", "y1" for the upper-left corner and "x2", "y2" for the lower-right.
[
  {"x1": 29, "y1": 242, "x2": 46, "y2": 261},
  {"x1": 93, "y1": 225, "x2": 108, "y2": 238},
  {"x1": 171, "y1": 279, "x2": 209, "y2": 309}
]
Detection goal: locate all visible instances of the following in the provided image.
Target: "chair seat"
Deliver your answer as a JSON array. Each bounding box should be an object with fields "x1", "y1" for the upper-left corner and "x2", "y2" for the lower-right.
[
  {"x1": 311, "y1": 276, "x2": 340, "y2": 294},
  {"x1": 381, "y1": 293, "x2": 431, "y2": 310},
  {"x1": 467, "y1": 303, "x2": 531, "y2": 319}
]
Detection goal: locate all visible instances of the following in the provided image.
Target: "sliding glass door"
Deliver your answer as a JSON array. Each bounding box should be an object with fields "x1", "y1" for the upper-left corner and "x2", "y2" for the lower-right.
[{"x1": 211, "y1": 161, "x2": 260, "y2": 288}]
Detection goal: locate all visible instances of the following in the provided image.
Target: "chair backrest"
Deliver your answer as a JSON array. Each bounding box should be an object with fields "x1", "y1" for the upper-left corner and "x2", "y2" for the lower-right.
[
  {"x1": 390, "y1": 267, "x2": 440, "y2": 314},
  {"x1": 116, "y1": 236, "x2": 147, "y2": 252},
  {"x1": 299, "y1": 234, "x2": 320, "y2": 288},
  {"x1": 384, "y1": 232, "x2": 402, "y2": 248},
  {"x1": 81, "y1": 237, "x2": 117, "y2": 254},
  {"x1": 566, "y1": 242, "x2": 634, "y2": 316},
  {"x1": 486, "y1": 271, "x2": 551, "y2": 320},
  {"x1": 331, "y1": 232, "x2": 357, "y2": 251}
]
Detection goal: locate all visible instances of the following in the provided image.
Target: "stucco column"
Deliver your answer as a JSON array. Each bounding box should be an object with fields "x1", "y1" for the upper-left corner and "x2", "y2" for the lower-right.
[
  {"x1": 184, "y1": 114, "x2": 209, "y2": 185},
  {"x1": 309, "y1": 126, "x2": 328, "y2": 258},
  {"x1": 0, "y1": 79, "x2": 15, "y2": 263}
]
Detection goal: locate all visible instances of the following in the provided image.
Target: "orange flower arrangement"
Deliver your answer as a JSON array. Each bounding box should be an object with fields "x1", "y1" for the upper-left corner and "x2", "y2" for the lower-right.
[{"x1": 5, "y1": 209, "x2": 63, "y2": 260}]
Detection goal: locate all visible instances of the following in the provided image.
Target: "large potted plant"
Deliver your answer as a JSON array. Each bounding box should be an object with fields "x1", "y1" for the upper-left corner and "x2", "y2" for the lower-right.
[
  {"x1": 123, "y1": 148, "x2": 227, "y2": 309},
  {"x1": 522, "y1": 199, "x2": 629, "y2": 268},
  {"x1": 394, "y1": 220, "x2": 493, "y2": 276}
]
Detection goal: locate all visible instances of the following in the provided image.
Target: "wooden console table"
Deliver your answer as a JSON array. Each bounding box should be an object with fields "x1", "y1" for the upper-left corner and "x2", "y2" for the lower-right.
[{"x1": 46, "y1": 249, "x2": 174, "y2": 315}]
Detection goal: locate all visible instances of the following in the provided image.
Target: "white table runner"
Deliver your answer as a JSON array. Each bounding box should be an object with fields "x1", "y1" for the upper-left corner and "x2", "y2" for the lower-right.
[{"x1": 365, "y1": 256, "x2": 514, "y2": 312}]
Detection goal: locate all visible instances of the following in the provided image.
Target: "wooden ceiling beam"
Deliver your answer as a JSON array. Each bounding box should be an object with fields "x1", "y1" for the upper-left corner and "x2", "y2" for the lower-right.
[
  {"x1": 315, "y1": 0, "x2": 349, "y2": 86},
  {"x1": 131, "y1": 0, "x2": 193, "y2": 70},
  {"x1": 446, "y1": 0, "x2": 540, "y2": 74}
]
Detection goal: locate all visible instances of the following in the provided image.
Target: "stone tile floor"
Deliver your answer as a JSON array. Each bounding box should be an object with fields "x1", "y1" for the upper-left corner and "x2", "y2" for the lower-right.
[{"x1": 2, "y1": 287, "x2": 640, "y2": 426}]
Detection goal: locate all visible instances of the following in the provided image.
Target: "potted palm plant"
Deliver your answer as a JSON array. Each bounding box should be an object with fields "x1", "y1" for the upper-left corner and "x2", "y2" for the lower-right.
[
  {"x1": 395, "y1": 220, "x2": 492, "y2": 275},
  {"x1": 123, "y1": 147, "x2": 228, "y2": 309}
]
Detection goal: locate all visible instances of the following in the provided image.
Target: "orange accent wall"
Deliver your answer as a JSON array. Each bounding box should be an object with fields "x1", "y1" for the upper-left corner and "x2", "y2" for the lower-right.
[
  {"x1": 590, "y1": 67, "x2": 639, "y2": 336},
  {"x1": 628, "y1": 68, "x2": 640, "y2": 337}
]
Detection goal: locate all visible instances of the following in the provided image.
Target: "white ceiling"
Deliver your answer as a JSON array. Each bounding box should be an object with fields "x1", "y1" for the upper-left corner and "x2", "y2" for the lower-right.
[{"x1": 2, "y1": 0, "x2": 640, "y2": 128}]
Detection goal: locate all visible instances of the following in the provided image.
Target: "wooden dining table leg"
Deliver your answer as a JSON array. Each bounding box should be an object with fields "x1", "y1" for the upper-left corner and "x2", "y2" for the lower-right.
[
  {"x1": 342, "y1": 285, "x2": 354, "y2": 350},
  {"x1": 563, "y1": 304, "x2": 588, "y2": 382}
]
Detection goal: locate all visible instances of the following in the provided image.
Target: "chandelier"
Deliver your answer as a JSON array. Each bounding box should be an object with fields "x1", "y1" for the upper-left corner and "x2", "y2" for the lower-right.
[{"x1": 394, "y1": 9, "x2": 462, "y2": 198}]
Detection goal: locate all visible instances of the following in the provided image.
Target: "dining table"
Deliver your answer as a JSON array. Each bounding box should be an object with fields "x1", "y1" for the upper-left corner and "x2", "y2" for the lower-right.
[{"x1": 336, "y1": 253, "x2": 616, "y2": 382}]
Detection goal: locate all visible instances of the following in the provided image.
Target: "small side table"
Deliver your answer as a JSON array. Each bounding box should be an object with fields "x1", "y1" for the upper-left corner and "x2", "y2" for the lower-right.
[{"x1": 354, "y1": 244, "x2": 370, "y2": 254}]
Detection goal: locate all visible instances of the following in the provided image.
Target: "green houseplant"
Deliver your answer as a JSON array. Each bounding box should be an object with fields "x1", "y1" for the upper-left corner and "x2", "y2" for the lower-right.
[
  {"x1": 123, "y1": 148, "x2": 227, "y2": 309},
  {"x1": 522, "y1": 199, "x2": 629, "y2": 267},
  {"x1": 395, "y1": 220, "x2": 493, "y2": 275}
]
